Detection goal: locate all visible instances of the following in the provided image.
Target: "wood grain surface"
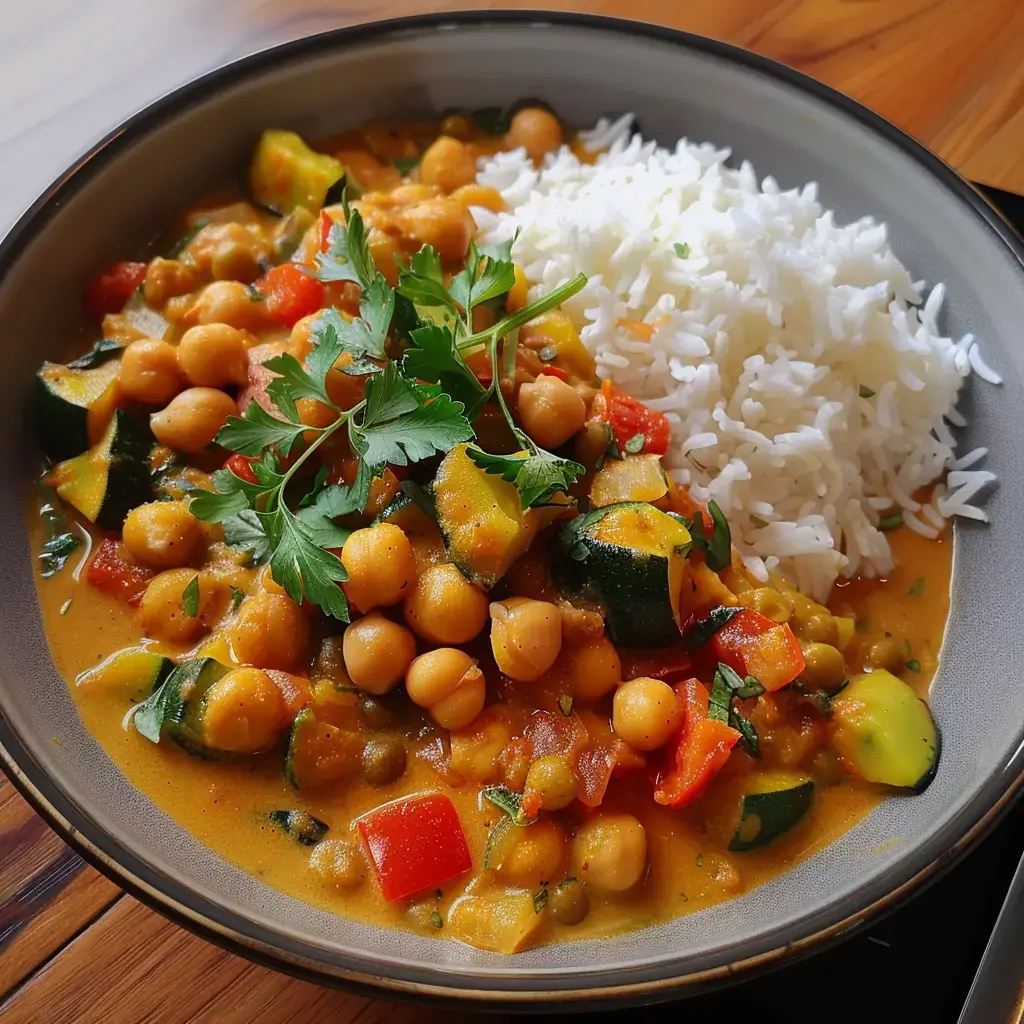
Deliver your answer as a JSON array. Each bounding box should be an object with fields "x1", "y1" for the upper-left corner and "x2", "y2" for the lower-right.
[{"x1": 2, "y1": 2, "x2": 1023, "y2": 1022}]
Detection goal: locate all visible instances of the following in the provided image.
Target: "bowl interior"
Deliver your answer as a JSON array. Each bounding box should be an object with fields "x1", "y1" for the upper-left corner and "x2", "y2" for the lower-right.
[{"x1": 2, "y1": 14, "x2": 1024, "y2": 1000}]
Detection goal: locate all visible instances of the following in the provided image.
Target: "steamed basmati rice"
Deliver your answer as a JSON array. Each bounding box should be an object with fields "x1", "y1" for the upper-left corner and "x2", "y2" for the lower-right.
[{"x1": 471, "y1": 117, "x2": 999, "y2": 601}]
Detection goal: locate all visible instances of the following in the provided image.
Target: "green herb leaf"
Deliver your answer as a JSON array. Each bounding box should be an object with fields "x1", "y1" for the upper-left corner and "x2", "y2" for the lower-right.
[
  {"x1": 859, "y1": 385, "x2": 876, "y2": 399},
  {"x1": 688, "y1": 500, "x2": 732, "y2": 571},
  {"x1": 674, "y1": 242, "x2": 691, "y2": 259},
  {"x1": 466, "y1": 444, "x2": 584, "y2": 510},
  {"x1": 623, "y1": 433, "x2": 646, "y2": 454},
  {"x1": 905, "y1": 659, "x2": 921, "y2": 672},
  {"x1": 351, "y1": 363, "x2": 474, "y2": 470},
  {"x1": 685, "y1": 605, "x2": 743, "y2": 650},
  {"x1": 729, "y1": 707, "x2": 760, "y2": 758},
  {"x1": 403, "y1": 323, "x2": 488, "y2": 414},
  {"x1": 397, "y1": 247, "x2": 460, "y2": 321},
  {"x1": 879, "y1": 513, "x2": 903, "y2": 531},
  {"x1": 696, "y1": 852, "x2": 704, "y2": 868},
  {"x1": 799, "y1": 688, "x2": 834, "y2": 717},
  {"x1": 556, "y1": 877, "x2": 577, "y2": 890},
  {"x1": 229, "y1": 586, "x2": 246, "y2": 612},
  {"x1": 428, "y1": 909, "x2": 444, "y2": 929},
  {"x1": 533, "y1": 888, "x2": 549, "y2": 914},
  {"x1": 221, "y1": 509, "x2": 271, "y2": 564},
  {"x1": 481, "y1": 785, "x2": 531, "y2": 827},
  {"x1": 181, "y1": 575, "x2": 200, "y2": 618},
  {"x1": 308, "y1": 277, "x2": 394, "y2": 378},
  {"x1": 310, "y1": 202, "x2": 374, "y2": 288},
  {"x1": 38, "y1": 492, "x2": 82, "y2": 578},
  {"x1": 449, "y1": 241, "x2": 516, "y2": 316},
  {"x1": 557, "y1": 694, "x2": 573, "y2": 717},
  {"x1": 393, "y1": 155, "x2": 420, "y2": 175},
  {"x1": 708, "y1": 670, "x2": 732, "y2": 724},
  {"x1": 216, "y1": 402, "x2": 309, "y2": 458},
  {"x1": 908, "y1": 577, "x2": 925, "y2": 597},
  {"x1": 308, "y1": 482, "x2": 364, "y2": 520}
]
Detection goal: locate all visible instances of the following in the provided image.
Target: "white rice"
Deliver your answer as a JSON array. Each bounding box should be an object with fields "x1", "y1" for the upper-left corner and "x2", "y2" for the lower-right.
[{"x1": 472, "y1": 118, "x2": 1000, "y2": 600}]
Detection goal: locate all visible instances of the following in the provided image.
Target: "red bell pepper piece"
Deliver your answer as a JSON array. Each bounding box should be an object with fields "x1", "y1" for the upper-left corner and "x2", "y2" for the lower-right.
[
  {"x1": 621, "y1": 644, "x2": 693, "y2": 683},
  {"x1": 83, "y1": 261, "x2": 147, "y2": 320},
  {"x1": 591, "y1": 380, "x2": 671, "y2": 456},
  {"x1": 653, "y1": 677, "x2": 740, "y2": 809},
  {"x1": 224, "y1": 453, "x2": 259, "y2": 484},
  {"x1": 357, "y1": 793, "x2": 472, "y2": 902},
  {"x1": 710, "y1": 609, "x2": 805, "y2": 692},
  {"x1": 538, "y1": 364, "x2": 570, "y2": 382},
  {"x1": 237, "y1": 340, "x2": 290, "y2": 415},
  {"x1": 254, "y1": 264, "x2": 325, "y2": 328},
  {"x1": 318, "y1": 209, "x2": 335, "y2": 252},
  {"x1": 86, "y1": 538, "x2": 154, "y2": 606}
]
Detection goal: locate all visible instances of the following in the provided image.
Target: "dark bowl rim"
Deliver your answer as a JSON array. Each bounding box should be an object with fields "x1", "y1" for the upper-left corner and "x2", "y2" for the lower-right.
[{"x1": 3, "y1": 9, "x2": 1024, "y2": 1009}]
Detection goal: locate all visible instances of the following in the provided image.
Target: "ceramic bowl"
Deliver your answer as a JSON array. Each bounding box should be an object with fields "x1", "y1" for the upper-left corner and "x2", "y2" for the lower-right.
[{"x1": 3, "y1": 12, "x2": 1024, "y2": 1010}]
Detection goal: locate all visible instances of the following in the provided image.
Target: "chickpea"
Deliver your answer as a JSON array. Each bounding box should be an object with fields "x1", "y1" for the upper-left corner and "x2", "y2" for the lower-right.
[
  {"x1": 403, "y1": 564, "x2": 489, "y2": 644},
  {"x1": 229, "y1": 590, "x2": 311, "y2": 670},
  {"x1": 419, "y1": 136, "x2": 478, "y2": 193},
  {"x1": 548, "y1": 878, "x2": 589, "y2": 926},
  {"x1": 187, "y1": 222, "x2": 268, "y2": 283},
  {"x1": 138, "y1": 569, "x2": 229, "y2": 645},
  {"x1": 491, "y1": 819, "x2": 565, "y2": 886},
  {"x1": 794, "y1": 609, "x2": 839, "y2": 646},
  {"x1": 865, "y1": 635, "x2": 905, "y2": 675},
  {"x1": 398, "y1": 198, "x2": 474, "y2": 263},
  {"x1": 439, "y1": 113, "x2": 473, "y2": 140},
  {"x1": 288, "y1": 312, "x2": 320, "y2": 362},
  {"x1": 309, "y1": 838, "x2": 365, "y2": 890},
  {"x1": 150, "y1": 387, "x2": 236, "y2": 454},
  {"x1": 361, "y1": 737, "x2": 408, "y2": 786},
  {"x1": 122, "y1": 500, "x2": 203, "y2": 570},
  {"x1": 745, "y1": 587, "x2": 794, "y2": 624},
  {"x1": 572, "y1": 813, "x2": 647, "y2": 893},
  {"x1": 387, "y1": 183, "x2": 440, "y2": 205},
  {"x1": 340, "y1": 524, "x2": 417, "y2": 612},
  {"x1": 405, "y1": 647, "x2": 486, "y2": 730},
  {"x1": 324, "y1": 351, "x2": 369, "y2": 411},
  {"x1": 800, "y1": 642, "x2": 847, "y2": 692},
  {"x1": 176, "y1": 323, "x2": 248, "y2": 388},
  {"x1": 524, "y1": 756, "x2": 578, "y2": 812},
  {"x1": 562, "y1": 636, "x2": 622, "y2": 702},
  {"x1": 516, "y1": 375, "x2": 587, "y2": 449},
  {"x1": 342, "y1": 612, "x2": 417, "y2": 695},
  {"x1": 144, "y1": 257, "x2": 198, "y2": 308},
  {"x1": 199, "y1": 667, "x2": 286, "y2": 753},
  {"x1": 449, "y1": 712, "x2": 512, "y2": 783},
  {"x1": 366, "y1": 227, "x2": 402, "y2": 286},
  {"x1": 612, "y1": 677, "x2": 682, "y2": 752},
  {"x1": 488, "y1": 597, "x2": 562, "y2": 682},
  {"x1": 119, "y1": 339, "x2": 184, "y2": 405},
  {"x1": 189, "y1": 280, "x2": 267, "y2": 331},
  {"x1": 506, "y1": 106, "x2": 563, "y2": 163},
  {"x1": 335, "y1": 149, "x2": 402, "y2": 192}
]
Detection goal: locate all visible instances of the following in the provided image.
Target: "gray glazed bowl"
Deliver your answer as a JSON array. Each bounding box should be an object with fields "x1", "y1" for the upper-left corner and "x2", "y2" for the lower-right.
[{"x1": 2, "y1": 12, "x2": 1024, "y2": 1009}]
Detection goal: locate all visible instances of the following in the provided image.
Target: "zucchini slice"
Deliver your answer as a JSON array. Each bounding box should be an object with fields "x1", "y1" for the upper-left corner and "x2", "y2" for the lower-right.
[
  {"x1": 433, "y1": 444, "x2": 543, "y2": 588},
  {"x1": 285, "y1": 707, "x2": 363, "y2": 790},
  {"x1": 76, "y1": 647, "x2": 173, "y2": 702},
  {"x1": 727, "y1": 773, "x2": 815, "y2": 852},
  {"x1": 36, "y1": 356, "x2": 122, "y2": 461},
  {"x1": 249, "y1": 129, "x2": 343, "y2": 215},
  {"x1": 268, "y1": 809, "x2": 329, "y2": 846},
  {"x1": 830, "y1": 670, "x2": 940, "y2": 791},
  {"x1": 551, "y1": 502, "x2": 691, "y2": 648},
  {"x1": 589, "y1": 454, "x2": 669, "y2": 508},
  {"x1": 47, "y1": 410, "x2": 156, "y2": 531}
]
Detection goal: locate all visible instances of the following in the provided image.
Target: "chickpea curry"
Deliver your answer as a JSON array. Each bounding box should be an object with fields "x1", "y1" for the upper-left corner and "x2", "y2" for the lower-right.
[{"x1": 30, "y1": 106, "x2": 950, "y2": 954}]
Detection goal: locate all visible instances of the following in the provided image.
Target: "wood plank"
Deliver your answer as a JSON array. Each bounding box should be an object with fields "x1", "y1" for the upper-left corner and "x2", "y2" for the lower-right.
[
  {"x1": 0, "y1": 778, "x2": 122, "y2": 997},
  {"x1": 0, "y1": 897, "x2": 488, "y2": 1024}
]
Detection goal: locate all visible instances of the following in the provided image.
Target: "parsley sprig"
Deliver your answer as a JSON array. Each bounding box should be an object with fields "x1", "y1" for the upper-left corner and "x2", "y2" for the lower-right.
[{"x1": 190, "y1": 182, "x2": 588, "y2": 613}]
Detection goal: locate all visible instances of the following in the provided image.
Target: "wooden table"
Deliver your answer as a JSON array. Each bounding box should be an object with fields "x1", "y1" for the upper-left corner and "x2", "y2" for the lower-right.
[{"x1": 2, "y1": 2, "x2": 1022, "y2": 1021}]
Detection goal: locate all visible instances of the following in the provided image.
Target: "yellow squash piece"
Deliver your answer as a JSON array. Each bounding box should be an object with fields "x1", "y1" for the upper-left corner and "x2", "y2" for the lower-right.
[
  {"x1": 249, "y1": 129, "x2": 344, "y2": 215},
  {"x1": 589, "y1": 453, "x2": 669, "y2": 507},
  {"x1": 447, "y1": 893, "x2": 544, "y2": 954}
]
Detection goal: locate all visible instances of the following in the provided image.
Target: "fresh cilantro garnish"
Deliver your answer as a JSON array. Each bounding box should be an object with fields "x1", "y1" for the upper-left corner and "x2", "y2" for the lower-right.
[
  {"x1": 467, "y1": 444, "x2": 583, "y2": 510},
  {"x1": 449, "y1": 241, "x2": 516, "y2": 327},
  {"x1": 305, "y1": 277, "x2": 393, "y2": 377},
  {"x1": 181, "y1": 575, "x2": 200, "y2": 618},
  {"x1": 686, "y1": 500, "x2": 732, "y2": 571},
  {"x1": 708, "y1": 662, "x2": 762, "y2": 758},
  {"x1": 309, "y1": 186, "x2": 374, "y2": 287},
  {"x1": 685, "y1": 605, "x2": 744, "y2": 650},
  {"x1": 674, "y1": 242, "x2": 691, "y2": 259}
]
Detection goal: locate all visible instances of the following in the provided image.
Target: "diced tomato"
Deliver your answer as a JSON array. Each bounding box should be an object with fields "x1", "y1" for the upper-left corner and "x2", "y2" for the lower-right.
[
  {"x1": 668, "y1": 484, "x2": 715, "y2": 537},
  {"x1": 224, "y1": 453, "x2": 259, "y2": 484},
  {"x1": 538, "y1": 364, "x2": 570, "y2": 382},
  {"x1": 709, "y1": 609, "x2": 805, "y2": 691},
  {"x1": 318, "y1": 209, "x2": 335, "y2": 252},
  {"x1": 621, "y1": 644, "x2": 693, "y2": 683},
  {"x1": 653, "y1": 678, "x2": 740, "y2": 809},
  {"x1": 86, "y1": 538, "x2": 154, "y2": 606},
  {"x1": 357, "y1": 793, "x2": 472, "y2": 902},
  {"x1": 83, "y1": 261, "x2": 147, "y2": 320},
  {"x1": 591, "y1": 380, "x2": 671, "y2": 456},
  {"x1": 254, "y1": 264, "x2": 324, "y2": 327},
  {"x1": 237, "y1": 340, "x2": 290, "y2": 415}
]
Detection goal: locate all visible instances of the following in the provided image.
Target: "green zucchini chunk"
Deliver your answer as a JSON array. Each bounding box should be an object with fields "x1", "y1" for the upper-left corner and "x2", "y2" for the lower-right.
[
  {"x1": 268, "y1": 809, "x2": 329, "y2": 846},
  {"x1": 433, "y1": 443, "x2": 544, "y2": 588},
  {"x1": 36, "y1": 355, "x2": 122, "y2": 461},
  {"x1": 248, "y1": 129, "x2": 343, "y2": 215},
  {"x1": 48, "y1": 409, "x2": 156, "y2": 531},
  {"x1": 551, "y1": 501, "x2": 691, "y2": 648},
  {"x1": 728, "y1": 774, "x2": 815, "y2": 852},
  {"x1": 589, "y1": 454, "x2": 669, "y2": 507},
  {"x1": 830, "y1": 669, "x2": 940, "y2": 791},
  {"x1": 286, "y1": 707, "x2": 362, "y2": 790},
  {"x1": 76, "y1": 647, "x2": 173, "y2": 702},
  {"x1": 372, "y1": 490, "x2": 434, "y2": 535}
]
